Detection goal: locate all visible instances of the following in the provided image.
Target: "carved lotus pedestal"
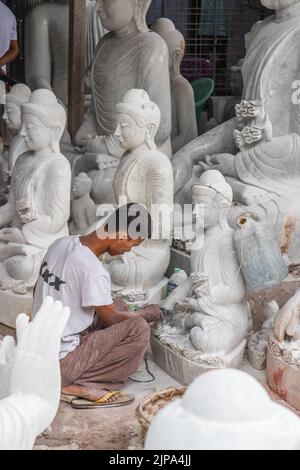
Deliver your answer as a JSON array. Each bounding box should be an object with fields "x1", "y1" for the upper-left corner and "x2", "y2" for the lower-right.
[
  {"x1": 151, "y1": 334, "x2": 246, "y2": 386},
  {"x1": 267, "y1": 336, "x2": 300, "y2": 412}
]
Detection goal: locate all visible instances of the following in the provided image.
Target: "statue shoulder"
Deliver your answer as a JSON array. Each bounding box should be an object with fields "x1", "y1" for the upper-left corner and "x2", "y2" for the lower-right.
[
  {"x1": 245, "y1": 15, "x2": 275, "y2": 50},
  {"x1": 148, "y1": 150, "x2": 173, "y2": 170},
  {"x1": 46, "y1": 154, "x2": 71, "y2": 172},
  {"x1": 93, "y1": 32, "x2": 114, "y2": 53},
  {"x1": 139, "y1": 31, "x2": 168, "y2": 54}
]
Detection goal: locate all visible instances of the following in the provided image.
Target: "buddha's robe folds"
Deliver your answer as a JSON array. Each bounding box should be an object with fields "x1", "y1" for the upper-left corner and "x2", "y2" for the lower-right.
[
  {"x1": 77, "y1": 31, "x2": 172, "y2": 156},
  {"x1": 191, "y1": 227, "x2": 249, "y2": 326},
  {"x1": 235, "y1": 134, "x2": 300, "y2": 201},
  {"x1": 243, "y1": 14, "x2": 300, "y2": 137},
  {"x1": 187, "y1": 226, "x2": 249, "y2": 354},
  {"x1": 0, "y1": 152, "x2": 71, "y2": 282}
]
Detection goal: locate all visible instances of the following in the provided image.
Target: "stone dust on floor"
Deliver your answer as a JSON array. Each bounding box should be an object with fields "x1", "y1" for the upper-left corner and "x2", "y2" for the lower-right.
[
  {"x1": 33, "y1": 352, "x2": 299, "y2": 450},
  {"x1": 34, "y1": 352, "x2": 180, "y2": 451}
]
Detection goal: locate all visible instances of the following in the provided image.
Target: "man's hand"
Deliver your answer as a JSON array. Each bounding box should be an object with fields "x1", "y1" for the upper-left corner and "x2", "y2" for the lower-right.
[
  {"x1": 96, "y1": 302, "x2": 162, "y2": 327},
  {"x1": 137, "y1": 304, "x2": 163, "y2": 323}
]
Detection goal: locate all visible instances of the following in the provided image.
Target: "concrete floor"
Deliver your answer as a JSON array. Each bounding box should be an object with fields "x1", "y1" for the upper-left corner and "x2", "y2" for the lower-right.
[{"x1": 33, "y1": 351, "x2": 300, "y2": 451}]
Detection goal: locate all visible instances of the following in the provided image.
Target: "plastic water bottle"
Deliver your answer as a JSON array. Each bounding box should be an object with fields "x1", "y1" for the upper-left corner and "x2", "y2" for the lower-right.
[{"x1": 167, "y1": 268, "x2": 188, "y2": 294}]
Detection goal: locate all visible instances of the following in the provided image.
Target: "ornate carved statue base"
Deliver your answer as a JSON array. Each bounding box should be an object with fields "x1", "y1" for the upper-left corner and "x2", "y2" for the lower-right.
[
  {"x1": 267, "y1": 336, "x2": 300, "y2": 412},
  {"x1": 151, "y1": 330, "x2": 246, "y2": 386},
  {"x1": 266, "y1": 289, "x2": 300, "y2": 412}
]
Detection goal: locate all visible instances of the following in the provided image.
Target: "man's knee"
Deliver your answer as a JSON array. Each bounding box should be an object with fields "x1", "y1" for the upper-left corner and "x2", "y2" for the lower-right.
[{"x1": 133, "y1": 317, "x2": 150, "y2": 345}]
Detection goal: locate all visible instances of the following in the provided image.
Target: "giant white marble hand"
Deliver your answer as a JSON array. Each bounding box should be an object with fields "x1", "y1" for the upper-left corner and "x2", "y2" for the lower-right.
[{"x1": 0, "y1": 296, "x2": 70, "y2": 450}]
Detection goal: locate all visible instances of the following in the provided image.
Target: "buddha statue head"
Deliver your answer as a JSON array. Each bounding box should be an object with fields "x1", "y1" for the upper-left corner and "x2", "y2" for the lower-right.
[
  {"x1": 151, "y1": 18, "x2": 185, "y2": 77},
  {"x1": 21, "y1": 89, "x2": 66, "y2": 154},
  {"x1": 192, "y1": 170, "x2": 233, "y2": 230},
  {"x1": 96, "y1": 0, "x2": 150, "y2": 33},
  {"x1": 115, "y1": 89, "x2": 161, "y2": 151},
  {"x1": 261, "y1": 0, "x2": 300, "y2": 10},
  {"x1": 72, "y1": 172, "x2": 93, "y2": 199},
  {"x1": 4, "y1": 84, "x2": 31, "y2": 131}
]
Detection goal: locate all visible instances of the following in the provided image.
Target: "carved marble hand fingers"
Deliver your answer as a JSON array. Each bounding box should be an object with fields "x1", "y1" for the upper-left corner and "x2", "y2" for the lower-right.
[
  {"x1": 0, "y1": 336, "x2": 16, "y2": 365},
  {"x1": 16, "y1": 297, "x2": 70, "y2": 356}
]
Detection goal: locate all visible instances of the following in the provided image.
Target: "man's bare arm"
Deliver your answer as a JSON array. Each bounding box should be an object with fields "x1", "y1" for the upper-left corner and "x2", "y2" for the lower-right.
[
  {"x1": 95, "y1": 303, "x2": 162, "y2": 327},
  {"x1": 0, "y1": 40, "x2": 19, "y2": 71}
]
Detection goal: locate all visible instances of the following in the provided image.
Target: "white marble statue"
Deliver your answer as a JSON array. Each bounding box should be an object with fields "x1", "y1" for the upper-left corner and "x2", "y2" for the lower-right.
[
  {"x1": 73, "y1": 0, "x2": 172, "y2": 204},
  {"x1": 69, "y1": 172, "x2": 97, "y2": 235},
  {"x1": 145, "y1": 369, "x2": 300, "y2": 450},
  {"x1": 150, "y1": 18, "x2": 198, "y2": 154},
  {"x1": 86, "y1": 0, "x2": 107, "y2": 74},
  {"x1": 2, "y1": 84, "x2": 31, "y2": 146},
  {"x1": 3, "y1": 85, "x2": 32, "y2": 174},
  {"x1": 0, "y1": 297, "x2": 70, "y2": 450},
  {"x1": 173, "y1": 0, "x2": 300, "y2": 206},
  {"x1": 0, "y1": 89, "x2": 71, "y2": 294},
  {"x1": 159, "y1": 170, "x2": 249, "y2": 365},
  {"x1": 25, "y1": 0, "x2": 106, "y2": 106},
  {"x1": 104, "y1": 89, "x2": 173, "y2": 299}
]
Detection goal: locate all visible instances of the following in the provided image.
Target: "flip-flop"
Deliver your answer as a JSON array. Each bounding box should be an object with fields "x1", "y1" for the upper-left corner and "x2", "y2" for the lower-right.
[
  {"x1": 61, "y1": 393, "x2": 79, "y2": 404},
  {"x1": 70, "y1": 391, "x2": 135, "y2": 409}
]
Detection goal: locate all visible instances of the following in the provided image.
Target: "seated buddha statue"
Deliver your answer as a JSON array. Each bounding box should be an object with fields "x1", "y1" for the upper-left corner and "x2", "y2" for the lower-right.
[
  {"x1": 161, "y1": 170, "x2": 249, "y2": 359},
  {"x1": 103, "y1": 89, "x2": 173, "y2": 298},
  {"x1": 73, "y1": 0, "x2": 172, "y2": 205},
  {"x1": 172, "y1": 0, "x2": 300, "y2": 205},
  {"x1": 0, "y1": 89, "x2": 71, "y2": 294},
  {"x1": 150, "y1": 18, "x2": 198, "y2": 154}
]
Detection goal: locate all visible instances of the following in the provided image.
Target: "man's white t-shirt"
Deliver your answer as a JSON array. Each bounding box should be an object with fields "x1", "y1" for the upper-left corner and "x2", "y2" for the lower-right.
[
  {"x1": 0, "y1": 1, "x2": 17, "y2": 74},
  {"x1": 32, "y1": 236, "x2": 113, "y2": 359}
]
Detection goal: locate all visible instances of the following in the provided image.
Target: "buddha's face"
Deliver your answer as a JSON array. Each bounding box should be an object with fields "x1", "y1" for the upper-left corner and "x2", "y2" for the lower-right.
[
  {"x1": 5, "y1": 102, "x2": 21, "y2": 130},
  {"x1": 115, "y1": 113, "x2": 146, "y2": 150},
  {"x1": 261, "y1": 0, "x2": 299, "y2": 9},
  {"x1": 21, "y1": 114, "x2": 52, "y2": 152},
  {"x1": 192, "y1": 193, "x2": 219, "y2": 230},
  {"x1": 72, "y1": 177, "x2": 91, "y2": 198},
  {"x1": 97, "y1": 0, "x2": 134, "y2": 32}
]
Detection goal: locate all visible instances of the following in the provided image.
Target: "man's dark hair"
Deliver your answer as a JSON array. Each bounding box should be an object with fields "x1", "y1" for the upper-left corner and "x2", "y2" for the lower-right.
[{"x1": 103, "y1": 203, "x2": 152, "y2": 239}]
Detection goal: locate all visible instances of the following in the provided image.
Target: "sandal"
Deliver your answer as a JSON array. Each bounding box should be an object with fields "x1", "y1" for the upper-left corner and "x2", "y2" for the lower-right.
[{"x1": 68, "y1": 391, "x2": 135, "y2": 409}]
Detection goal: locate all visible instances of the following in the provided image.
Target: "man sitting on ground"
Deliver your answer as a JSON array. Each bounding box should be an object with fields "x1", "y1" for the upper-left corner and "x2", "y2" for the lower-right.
[{"x1": 32, "y1": 204, "x2": 161, "y2": 408}]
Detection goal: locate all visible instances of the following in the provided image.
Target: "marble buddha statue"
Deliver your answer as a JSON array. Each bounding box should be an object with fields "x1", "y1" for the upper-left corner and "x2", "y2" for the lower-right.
[
  {"x1": 145, "y1": 369, "x2": 300, "y2": 450},
  {"x1": 103, "y1": 89, "x2": 173, "y2": 299},
  {"x1": 150, "y1": 18, "x2": 198, "y2": 154},
  {"x1": 2, "y1": 85, "x2": 32, "y2": 175},
  {"x1": 25, "y1": 0, "x2": 106, "y2": 107},
  {"x1": 160, "y1": 170, "x2": 249, "y2": 362},
  {"x1": 172, "y1": 0, "x2": 300, "y2": 203},
  {"x1": 73, "y1": 0, "x2": 172, "y2": 205},
  {"x1": 69, "y1": 172, "x2": 97, "y2": 235},
  {"x1": 0, "y1": 89, "x2": 71, "y2": 294}
]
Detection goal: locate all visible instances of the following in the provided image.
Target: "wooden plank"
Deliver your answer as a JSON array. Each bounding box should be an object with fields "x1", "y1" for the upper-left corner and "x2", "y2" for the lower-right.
[{"x1": 68, "y1": 0, "x2": 86, "y2": 141}]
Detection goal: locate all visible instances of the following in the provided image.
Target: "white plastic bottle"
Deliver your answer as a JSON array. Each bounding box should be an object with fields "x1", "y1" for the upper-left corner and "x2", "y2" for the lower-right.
[{"x1": 167, "y1": 268, "x2": 188, "y2": 294}]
